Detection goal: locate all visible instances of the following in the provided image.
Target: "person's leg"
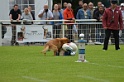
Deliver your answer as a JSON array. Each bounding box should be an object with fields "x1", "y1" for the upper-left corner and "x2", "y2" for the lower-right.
[
  {"x1": 103, "y1": 29, "x2": 111, "y2": 50},
  {"x1": 56, "y1": 25, "x2": 61, "y2": 38},
  {"x1": 91, "y1": 24, "x2": 95, "y2": 42},
  {"x1": 11, "y1": 25, "x2": 16, "y2": 45},
  {"x1": 101, "y1": 28, "x2": 105, "y2": 43},
  {"x1": 53, "y1": 25, "x2": 56, "y2": 38},
  {"x1": 96, "y1": 28, "x2": 100, "y2": 42},
  {"x1": 112, "y1": 30, "x2": 120, "y2": 50},
  {"x1": 67, "y1": 25, "x2": 73, "y2": 42}
]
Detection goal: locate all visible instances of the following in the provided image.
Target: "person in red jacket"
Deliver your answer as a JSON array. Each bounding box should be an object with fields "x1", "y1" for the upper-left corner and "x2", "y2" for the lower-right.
[
  {"x1": 63, "y1": 3, "x2": 75, "y2": 42},
  {"x1": 102, "y1": 0, "x2": 123, "y2": 50}
]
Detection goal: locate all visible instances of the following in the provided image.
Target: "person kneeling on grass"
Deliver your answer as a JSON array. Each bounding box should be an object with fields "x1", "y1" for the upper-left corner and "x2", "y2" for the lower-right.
[{"x1": 62, "y1": 42, "x2": 78, "y2": 56}]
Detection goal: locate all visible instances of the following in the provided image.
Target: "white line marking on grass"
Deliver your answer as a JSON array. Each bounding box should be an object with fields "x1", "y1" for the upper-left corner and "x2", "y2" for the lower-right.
[
  {"x1": 88, "y1": 62, "x2": 124, "y2": 69},
  {"x1": 78, "y1": 76, "x2": 109, "y2": 82},
  {"x1": 22, "y1": 76, "x2": 47, "y2": 82}
]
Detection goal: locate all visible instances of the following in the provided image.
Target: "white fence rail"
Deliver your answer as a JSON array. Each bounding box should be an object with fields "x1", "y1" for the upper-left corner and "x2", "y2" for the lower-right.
[{"x1": 0, "y1": 19, "x2": 124, "y2": 46}]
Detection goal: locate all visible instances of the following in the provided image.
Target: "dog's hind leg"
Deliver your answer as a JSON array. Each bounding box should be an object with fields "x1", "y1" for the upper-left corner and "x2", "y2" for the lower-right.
[
  {"x1": 50, "y1": 45, "x2": 58, "y2": 56},
  {"x1": 42, "y1": 45, "x2": 49, "y2": 56}
]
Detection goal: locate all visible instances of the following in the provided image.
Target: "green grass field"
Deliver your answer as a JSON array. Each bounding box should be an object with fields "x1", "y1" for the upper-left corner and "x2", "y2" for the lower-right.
[{"x1": 0, "y1": 45, "x2": 124, "y2": 82}]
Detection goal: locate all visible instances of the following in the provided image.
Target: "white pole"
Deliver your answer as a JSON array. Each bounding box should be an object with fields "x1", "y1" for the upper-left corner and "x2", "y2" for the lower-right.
[
  {"x1": 0, "y1": 22, "x2": 2, "y2": 46},
  {"x1": 48, "y1": 0, "x2": 53, "y2": 11},
  {"x1": 62, "y1": 22, "x2": 65, "y2": 38}
]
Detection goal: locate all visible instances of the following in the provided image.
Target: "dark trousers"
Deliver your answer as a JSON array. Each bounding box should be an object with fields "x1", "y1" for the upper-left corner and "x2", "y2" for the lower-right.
[
  {"x1": 11, "y1": 25, "x2": 17, "y2": 45},
  {"x1": 11, "y1": 22, "x2": 21, "y2": 45},
  {"x1": 53, "y1": 25, "x2": 61, "y2": 38},
  {"x1": 103, "y1": 29, "x2": 120, "y2": 50}
]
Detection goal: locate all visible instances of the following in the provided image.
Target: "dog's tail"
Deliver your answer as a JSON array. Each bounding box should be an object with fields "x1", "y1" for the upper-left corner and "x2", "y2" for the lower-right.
[{"x1": 41, "y1": 45, "x2": 49, "y2": 55}]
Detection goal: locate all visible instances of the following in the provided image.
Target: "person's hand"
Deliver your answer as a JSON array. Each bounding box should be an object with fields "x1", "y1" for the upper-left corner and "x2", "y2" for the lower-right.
[
  {"x1": 10, "y1": 19, "x2": 13, "y2": 22},
  {"x1": 72, "y1": 18, "x2": 75, "y2": 20},
  {"x1": 71, "y1": 18, "x2": 75, "y2": 23},
  {"x1": 43, "y1": 9, "x2": 45, "y2": 13},
  {"x1": 45, "y1": 18, "x2": 49, "y2": 20},
  {"x1": 16, "y1": 19, "x2": 20, "y2": 22}
]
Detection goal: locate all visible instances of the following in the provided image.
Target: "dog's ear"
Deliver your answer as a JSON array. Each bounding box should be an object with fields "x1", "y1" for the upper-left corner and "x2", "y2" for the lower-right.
[
  {"x1": 67, "y1": 38, "x2": 70, "y2": 43},
  {"x1": 61, "y1": 38, "x2": 70, "y2": 43}
]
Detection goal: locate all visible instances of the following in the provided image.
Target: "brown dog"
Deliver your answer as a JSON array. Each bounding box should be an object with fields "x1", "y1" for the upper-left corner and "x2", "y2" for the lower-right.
[{"x1": 42, "y1": 38, "x2": 70, "y2": 56}]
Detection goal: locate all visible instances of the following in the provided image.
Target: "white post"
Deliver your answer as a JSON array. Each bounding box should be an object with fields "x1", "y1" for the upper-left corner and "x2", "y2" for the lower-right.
[
  {"x1": 48, "y1": 0, "x2": 53, "y2": 11},
  {"x1": 62, "y1": 21, "x2": 65, "y2": 38},
  {"x1": 75, "y1": 34, "x2": 87, "y2": 62},
  {"x1": 0, "y1": 22, "x2": 2, "y2": 46}
]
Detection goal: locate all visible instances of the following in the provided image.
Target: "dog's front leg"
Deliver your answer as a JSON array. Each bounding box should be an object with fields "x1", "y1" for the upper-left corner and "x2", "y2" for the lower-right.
[{"x1": 56, "y1": 51, "x2": 60, "y2": 56}]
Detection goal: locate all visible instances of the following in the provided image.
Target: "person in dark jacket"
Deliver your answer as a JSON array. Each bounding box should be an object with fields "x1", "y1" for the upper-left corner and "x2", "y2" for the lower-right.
[
  {"x1": 75, "y1": 0, "x2": 83, "y2": 18},
  {"x1": 102, "y1": 0, "x2": 123, "y2": 50},
  {"x1": 94, "y1": 6, "x2": 105, "y2": 43},
  {"x1": 93, "y1": 1, "x2": 103, "y2": 18}
]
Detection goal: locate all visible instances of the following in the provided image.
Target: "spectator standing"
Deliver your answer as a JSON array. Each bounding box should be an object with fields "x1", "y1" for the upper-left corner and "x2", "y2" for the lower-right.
[
  {"x1": 94, "y1": 6, "x2": 105, "y2": 43},
  {"x1": 38, "y1": 4, "x2": 53, "y2": 24},
  {"x1": 88, "y1": 2, "x2": 95, "y2": 19},
  {"x1": 120, "y1": 3, "x2": 124, "y2": 20},
  {"x1": 120, "y1": 3, "x2": 124, "y2": 42},
  {"x1": 63, "y1": 3, "x2": 75, "y2": 42},
  {"x1": 63, "y1": 2, "x2": 68, "y2": 39},
  {"x1": 76, "y1": 3, "x2": 91, "y2": 42},
  {"x1": 52, "y1": 4, "x2": 63, "y2": 38},
  {"x1": 9, "y1": 4, "x2": 21, "y2": 46},
  {"x1": 21, "y1": 8, "x2": 33, "y2": 25},
  {"x1": 76, "y1": 3, "x2": 91, "y2": 19},
  {"x1": 75, "y1": 0, "x2": 83, "y2": 18},
  {"x1": 102, "y1": 0, "x2": 123, "y2": 50},
  {"x1": 88, "y1": 2, "x2": 95, "y2": 42},
  {"x1": 28, "y1": 6, "x2": 35, "y2": 20},
  {"x1": 63, "y1": 2, "x2": 68, "y2": 10},
  {"x1": 93, "y1": 2, "x2": 103, "y2": 18},
  {"x1": 57, "y1": 3, "x2": 64, "y2": 15}
]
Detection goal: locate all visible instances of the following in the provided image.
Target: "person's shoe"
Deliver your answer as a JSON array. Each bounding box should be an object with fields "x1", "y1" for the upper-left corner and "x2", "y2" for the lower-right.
[
  {"x1": 11, "y1": 43, "x2": 14, "y2": 46},
  {"x1": 15, "y1": 42, "x2": 19, "y2": 46},
  {"x1": 116, "y1": 48, "x2": 120, "y2": 50},
  {"x1": 103, "y1": 49, "x2": 107, "y2": 51}
]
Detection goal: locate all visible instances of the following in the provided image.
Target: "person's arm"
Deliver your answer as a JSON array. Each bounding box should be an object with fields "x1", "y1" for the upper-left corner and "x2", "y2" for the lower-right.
[
  {"x1": 88, "y1": 10, "x2": 91, "y2": 19},
  {"x1": 94, "y1": 11, "x2": 100, "y2": 21},
  {"x1": 102, "y1": 9, "x2": 108, "y2": 29},
  {"x1": 59, "y1": 11, "x2": 63, "y2": 19},
  {"x1": 38, "y1": 10, "x2": 45, "y2": 18},
  {"x1": 63, "y1": 10, "x2": 68, "y2": 20},
  {"x1": 29, "y1": 12, "x2": 33, "y2": 20},
  {"x1": 17, "y1": 14, "x2": 21, "y2": 21},
  {"x1": 9, "y1": 14, "x2": 13, "y2": 21},
  {"x1": 9, "y1": 10, "x2": 13, "y2": 21},
  {"x1": 119, "y1": 10, "x2": 123, "y2": 30},
  {"x1": 17, "y1": 9, "x2": 21, "y2": 21},
  {"x1": 76, "y1": 10, "x2": 80, "y2": 19}
]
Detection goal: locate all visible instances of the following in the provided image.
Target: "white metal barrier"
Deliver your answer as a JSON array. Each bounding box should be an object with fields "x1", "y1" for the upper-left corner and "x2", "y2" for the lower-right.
[{"x1": 0, "y1": 19, "x2": 124, "y2": 46}]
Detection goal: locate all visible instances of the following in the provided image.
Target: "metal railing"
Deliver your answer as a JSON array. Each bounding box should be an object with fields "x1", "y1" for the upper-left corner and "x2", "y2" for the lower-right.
[{"x1": 0, "y1": 19, "x2": 124, "y2": 46}]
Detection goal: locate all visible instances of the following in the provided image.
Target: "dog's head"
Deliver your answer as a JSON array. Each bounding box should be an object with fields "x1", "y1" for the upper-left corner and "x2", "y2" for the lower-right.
[
  {"x1": 21, "y1": 26, "x2": 25, "y2": 32},
  {"x1": 44, "y1": 28, "x2": 48, "y2": 32},
  {"x1": 60, "y1": 38, "x2": 70, "y2": 44}
]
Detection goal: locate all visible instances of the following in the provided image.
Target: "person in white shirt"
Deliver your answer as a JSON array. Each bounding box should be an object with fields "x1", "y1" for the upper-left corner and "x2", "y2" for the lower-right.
[
  {"x1": 38, "y1": 4, "x2": 53, "y2": 24},
  {"x1": 120, "y1": 3, "x2": 124, "y2": 19},
  {"x1": 120, "y1": 3, "x2": 124, "y2": 42}
]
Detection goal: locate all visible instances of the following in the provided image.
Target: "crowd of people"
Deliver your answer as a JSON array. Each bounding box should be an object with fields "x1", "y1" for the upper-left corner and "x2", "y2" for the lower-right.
[{"x1": 9, "y1": 0, "x2": 124, "y2": 48}]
